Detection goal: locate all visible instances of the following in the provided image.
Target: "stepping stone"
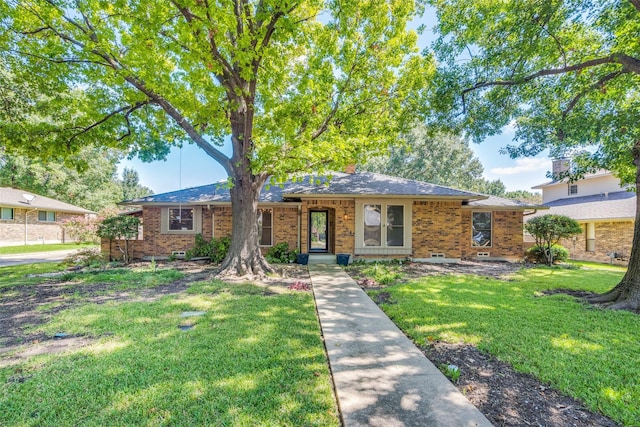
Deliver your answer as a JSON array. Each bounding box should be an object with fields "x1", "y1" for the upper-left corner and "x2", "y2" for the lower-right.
[
  {"x1": 178, "y1": 325, "x2": 194, "y2": 331},
  {"x1": 180, "y1": 311, "x2": 206, "y2": 318},
  {"x1": 53, "y1": 333, "x2": 70, "y2": 339}
]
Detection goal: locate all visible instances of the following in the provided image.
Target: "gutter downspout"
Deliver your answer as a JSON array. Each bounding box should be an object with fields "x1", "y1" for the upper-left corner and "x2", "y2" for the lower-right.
[
  {"x1": 24, "y1": 208, "x2": 38, "y2": 245},
  {"x1": 297, "y1": 205, "x2": 301, "y2": 252}
]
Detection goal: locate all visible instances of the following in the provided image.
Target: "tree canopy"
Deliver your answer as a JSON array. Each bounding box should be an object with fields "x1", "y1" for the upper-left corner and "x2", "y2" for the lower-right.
[
  {"x1": 1, "y1": 0, "x2": 432, "y2": 275},
  {"x1": 428, "y1": 0, "x2": 640, "y2": 181},
  {"x1": 0, "y1": 148, "x2": 153, "y2": 212},
  {"x1": 362, "y1": 124, "x2": 507, "y2": 195},
  {"x1": 428, "y1": 0, "x2": 640, "y2": 309}
]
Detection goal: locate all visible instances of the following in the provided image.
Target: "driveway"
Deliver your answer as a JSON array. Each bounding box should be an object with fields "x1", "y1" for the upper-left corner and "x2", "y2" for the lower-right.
[{"x1": 0, "y1": 250, "x2": 80, "y2": 267}]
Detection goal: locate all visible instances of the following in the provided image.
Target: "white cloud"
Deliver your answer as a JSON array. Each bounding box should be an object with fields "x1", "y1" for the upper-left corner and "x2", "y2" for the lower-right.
[{"x1": 490, "y1": 157, "x2": 549, "y2": 176}]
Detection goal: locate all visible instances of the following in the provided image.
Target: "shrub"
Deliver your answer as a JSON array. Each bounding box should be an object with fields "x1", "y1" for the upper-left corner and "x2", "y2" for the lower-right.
[
  {"x1": 185, "y1": 234, "x2": 230, "y2": 263},
  {"x1": 526, "y1": 244, "x2": 570, "y2": 264},
  {"x1": 265, "y1": 242, "x2": 298, "y2": 263},
  {"x1": 524, "y1": 214, "x2": 581, "y2": 265},
  {"x1": 362, "y1": 263, "x2": 403, "y2": 286},
  {"x1": 61, "y1": 247, "x2": 108, "y2": 269}
]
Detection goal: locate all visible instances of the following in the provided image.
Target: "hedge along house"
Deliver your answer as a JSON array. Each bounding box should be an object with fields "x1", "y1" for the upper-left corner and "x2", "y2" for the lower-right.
[
  {"x1": 0, "y1": 187, "x2": 95, "y2": 246},
  {"x1": 104, "y1": 171, "x2": 543, "y2": 263}
]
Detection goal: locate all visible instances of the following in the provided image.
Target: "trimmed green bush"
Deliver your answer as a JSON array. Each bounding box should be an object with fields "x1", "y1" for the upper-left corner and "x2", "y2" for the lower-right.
[
  {"x1": 265, "y1": 242, "x2": 298, "y2": 263},
  {"x1": 526, "y1": 244, "x2": 569, "y2": 264},
  {"x1": 185, "y1": 234, "x2": 230, "y2": 263}
]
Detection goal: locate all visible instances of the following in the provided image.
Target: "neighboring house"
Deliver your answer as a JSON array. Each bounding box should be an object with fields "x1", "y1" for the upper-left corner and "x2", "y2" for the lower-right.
[
  {"x1": 104, "y1": 171, "x2": 542, "y2": 263},
  {"x1": 528, "y1": 159, "x2": 635, "y2": 264},
  {"x1": 0, "y1": 187, "x2": 95, "y2": 246}
]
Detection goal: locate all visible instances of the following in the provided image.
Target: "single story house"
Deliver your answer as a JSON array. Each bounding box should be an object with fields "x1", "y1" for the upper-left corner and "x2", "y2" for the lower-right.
[
  {"x1": 0, "y1": 187, "x2": 95, "y2": 246},
  {"x1": 103, "y1": 171, "x2": 543, "y2": 263},
  {"x1": 528, "y1": 159, "x2": 635, "y2": 265}
]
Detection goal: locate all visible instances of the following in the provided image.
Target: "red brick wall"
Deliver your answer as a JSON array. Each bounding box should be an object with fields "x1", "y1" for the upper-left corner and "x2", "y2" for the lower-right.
[
  {"x1": 300, "y1": 199, "x2": 355, "y2": 254},
  {"x1": 0, "y1": 208, "x2": 79, "y2": 246},
  {"x1": 561, "y1": 220, "x2": 633, "y2": 265},
  {"x1": 461, "y1": 210, "x2": 524, "y2": 260},
  {"x1": 412, "y1": 201, "x2": 463, "y2": 259}
]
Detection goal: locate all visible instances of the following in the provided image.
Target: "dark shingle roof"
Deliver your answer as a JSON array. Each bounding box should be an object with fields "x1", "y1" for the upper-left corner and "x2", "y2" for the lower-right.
[
  {"x1": 0, "y1": 187, "x2": 94, "y2": 214},
  {"x1": 526, "y1": 191, "x2": 635, "y2": 221},
  {"x1": 126, "y1": 172, "x2": 489, "y2": 205},
  {"x1": 283, "y1": 172, "x2": 485, "y2": 198},
  {"x1": 465, "y1": 195, "x2": 546, "y2": 210}
]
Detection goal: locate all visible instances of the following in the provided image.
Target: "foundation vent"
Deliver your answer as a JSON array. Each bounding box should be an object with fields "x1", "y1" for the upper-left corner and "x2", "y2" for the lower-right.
[
  {"x1": 477, "y1": 252, "x2": 490, "y2": 258},
  {"x1": 172, "y1": 251, "x2": 186, "y2": 258},
  {"x1": 431, "y1": 253, "x2": 445, "y2": 258}
]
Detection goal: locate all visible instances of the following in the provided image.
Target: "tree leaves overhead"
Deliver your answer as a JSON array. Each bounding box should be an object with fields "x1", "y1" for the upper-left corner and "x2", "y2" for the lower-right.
[
  {"x1": 1, "y1": 0, "x2": 433, "y2": 178},
  {"x1": 427, "y1": 0, "x2": 640, "y2": 183},
  {"x1": 362, "y1": 124, "x2": 507, "y2": 194}
]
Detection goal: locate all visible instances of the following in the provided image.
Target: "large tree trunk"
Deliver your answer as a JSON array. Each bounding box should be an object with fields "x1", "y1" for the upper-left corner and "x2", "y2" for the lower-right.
[
  {"x1": 587, "y1": 141, "x2": 640, "y2": 310},
  {"x1": 216, "y1": 104, "x2": 274, "y2": 277}
]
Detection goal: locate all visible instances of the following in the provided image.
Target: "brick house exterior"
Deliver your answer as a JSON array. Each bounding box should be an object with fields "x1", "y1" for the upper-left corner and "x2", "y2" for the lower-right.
[
  {"x1": 103, "y1": 172, "x2": 541, "y2": 263},
  {"x1": 0, "y1": 187, "x2": 94, "y2": 246},
  {"x1": 527, "y1": 160, "x2": 635, "y2": 265}
]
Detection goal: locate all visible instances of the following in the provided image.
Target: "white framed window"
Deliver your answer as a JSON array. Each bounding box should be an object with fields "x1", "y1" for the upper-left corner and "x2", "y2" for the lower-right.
[
  {"x1": 161, "y1": 207, "x2": 202, "y2": 234},
  {"x1": 355, "y1": 201, "x2": 411, "y2": 255},
  {"x1": 471, "y1": 212, "x2": 492, "y2": 247},
  {"x1": 258, "y1": 208, "x2": 272, "y2": 246},
  {"x1": 38, "y1": 211, "x2": 56, "y2": 222},
  {"x1": 1, "y1": 207, "x2": 13, "y2": 220}
]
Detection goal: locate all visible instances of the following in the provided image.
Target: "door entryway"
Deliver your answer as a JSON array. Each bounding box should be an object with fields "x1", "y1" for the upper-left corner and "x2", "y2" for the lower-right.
[{"x1": 309, "y1": 210, "x2": 329, "y2": 253}]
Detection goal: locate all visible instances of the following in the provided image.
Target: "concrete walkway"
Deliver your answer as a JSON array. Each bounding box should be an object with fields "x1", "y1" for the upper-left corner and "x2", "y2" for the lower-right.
[{"x1": 309, "y1": 264, "x2": 492, "y2": 427}]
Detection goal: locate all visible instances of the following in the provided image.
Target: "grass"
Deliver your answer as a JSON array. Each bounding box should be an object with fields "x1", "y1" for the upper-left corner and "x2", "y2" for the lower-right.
[
  {"x1": 0, "y1": 265, "x2": 339, "y2": 426},
  {"x1": 0, "y1": 243, "x2": 97, "y2": 255},
  {"x1": 366, "y1": 265, "x2": 640, "y2": 426}
]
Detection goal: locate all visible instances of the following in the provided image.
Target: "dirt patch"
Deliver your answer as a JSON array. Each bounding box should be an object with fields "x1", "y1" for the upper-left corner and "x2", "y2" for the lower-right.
[
  {"x1": 0, "y1": 261, "x2": 311, "y2": 355},
  {"x1": 348, "y1": 261, "x2": 619, "y2": 427}
]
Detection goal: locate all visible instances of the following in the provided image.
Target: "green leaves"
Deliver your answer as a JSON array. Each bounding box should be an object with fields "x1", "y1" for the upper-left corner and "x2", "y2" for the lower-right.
[{"x1": 428, "y1": 0, "x2": 640, "y2": 184}]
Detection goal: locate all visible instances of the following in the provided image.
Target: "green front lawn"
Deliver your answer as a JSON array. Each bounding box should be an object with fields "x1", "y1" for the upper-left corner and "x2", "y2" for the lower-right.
[
  {"x1": 367, "y1": 265, "x2": 639, "y2": 426},
  {"x1": 0, "y1": 243, "x2": 97, "y2": 255},
  {"x1": 0, "y1": 265, "x2": 339, "y2": 426}
]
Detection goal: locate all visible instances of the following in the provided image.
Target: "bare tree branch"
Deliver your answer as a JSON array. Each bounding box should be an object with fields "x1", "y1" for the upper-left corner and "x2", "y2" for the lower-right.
[
  {"x1": 67, "y1": 101, "x2": 149, "y2": 143},
  {"x1": 629, "y1": 0, "x2": 640, "y2": 12}
]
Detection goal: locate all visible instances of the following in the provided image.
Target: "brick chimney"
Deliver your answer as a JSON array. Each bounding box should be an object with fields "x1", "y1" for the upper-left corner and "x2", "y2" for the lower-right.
[
  {"x1": 344, "y1": 164, "x2": 356, "y2": 174},
  {"x1": 551, "y1": 158, "x2": 570, "y2": 180}
]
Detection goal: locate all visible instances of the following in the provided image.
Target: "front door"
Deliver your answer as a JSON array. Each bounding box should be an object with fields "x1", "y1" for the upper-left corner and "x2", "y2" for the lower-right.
[{"x1": 309, "y1": 210, "x2": 329, "y2": 253}]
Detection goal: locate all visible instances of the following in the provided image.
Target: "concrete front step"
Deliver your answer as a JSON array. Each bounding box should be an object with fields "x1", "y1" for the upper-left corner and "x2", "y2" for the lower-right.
[{"x1": 308, "y1": 254, "x2": 337, "y2": 264}]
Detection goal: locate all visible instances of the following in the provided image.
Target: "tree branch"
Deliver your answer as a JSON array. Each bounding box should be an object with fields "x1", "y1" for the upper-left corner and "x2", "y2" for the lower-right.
[
  {"x1": 629, "y1": 0, "x2": 640, "y2": 12},
  {"x1": 67, "y1": 101, "x2": 149, "y2": 143},
  {"x1": 562, "y1": 70, "x2": 628, "y2": 117}
]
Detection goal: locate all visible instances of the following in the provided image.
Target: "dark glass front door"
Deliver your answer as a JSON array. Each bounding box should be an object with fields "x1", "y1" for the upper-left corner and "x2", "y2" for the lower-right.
[{"x1": 309, "y1": 210, "x2": 328, "y2": 252}]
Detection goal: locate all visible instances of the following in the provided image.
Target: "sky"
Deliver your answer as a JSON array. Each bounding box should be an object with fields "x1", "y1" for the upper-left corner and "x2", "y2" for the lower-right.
[{"x1": 117, "y1": 7, "x2": 552, "y2": 196}]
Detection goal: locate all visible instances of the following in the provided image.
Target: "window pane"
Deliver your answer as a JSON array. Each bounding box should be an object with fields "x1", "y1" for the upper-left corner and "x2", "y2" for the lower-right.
[
  {"x1": 38, "y1": 211, "x2": 45, "y2": 221},
  {"x1": 387, "y1": 205, "x2": 404, "y2": 246},
  {"x1": 472, "y1": 212, "x2": 492, "y2": 247},
  {"x1": 258, "y1": 209, "x2": 272, "y2": 246},
  {"x1": 47, "y1": 211, "x2": 56, "y2": 222},
  {"x1": 169, "y1": 208, "x2": 194, "y2": 230},
  {"x1": 1, "y1": 208, "x2": 13, "y2": 220},
  {"x1": 364, "y1": 204, "x2": 381, "y2": 246}
]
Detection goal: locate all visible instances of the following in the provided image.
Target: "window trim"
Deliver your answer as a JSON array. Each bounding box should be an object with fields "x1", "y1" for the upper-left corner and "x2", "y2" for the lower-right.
[
  {"x1": 38, "y1": 211, "x2": 56, "y2": 222},
  {"x1": 471, "y1": 211, "x2": 493, "y2": 248},
  {"x1": 0, "y1": 207, "x2": 14, "y2": 220},
  {"x1": 258, "y1": 208, "x2": 273, "y2": 247},
  {"x1": 160, "y1": 207, "x2": 202, "y2": 234},
  {"x1": 355, "y1": 200, "x2": 412, "y2": 255}
]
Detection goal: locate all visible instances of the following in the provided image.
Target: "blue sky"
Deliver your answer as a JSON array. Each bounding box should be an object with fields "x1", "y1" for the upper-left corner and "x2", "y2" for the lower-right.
[{"x1": 118, "y1": 8, "x2": 552, "y2": 195}]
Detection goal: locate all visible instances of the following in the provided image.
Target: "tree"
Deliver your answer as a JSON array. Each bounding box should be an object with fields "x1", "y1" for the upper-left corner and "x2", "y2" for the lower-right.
[
  {"x1": 1, "y1": 0, "x2": 431, "y2": 276},
  {"x1": 0, "y1": 147, "x2": 125, "y2": 211},
  {"x1": 96, "y1": 215, "x2": 141, "y2": 264},
  {"x1": 525, "y1": 214, "x2": 582, "y2": 265},
  {"x1": 429, "y1": 0, "x2": 640, "y2": 309},
  {"x1": 362, "y1": 124, "x2": 506, "y2": 194},
  {"x1": 504, "y1": 190, "x2": 542, "y2": 205},
  {"x1": 120, "y1": 167, "x2": 153, "y2": 201}
]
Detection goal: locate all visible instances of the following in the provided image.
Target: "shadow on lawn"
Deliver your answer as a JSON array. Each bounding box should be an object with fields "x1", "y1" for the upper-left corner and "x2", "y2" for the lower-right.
[{"x1": 0, "y1": 280, "x2": 339, "y2": 426}]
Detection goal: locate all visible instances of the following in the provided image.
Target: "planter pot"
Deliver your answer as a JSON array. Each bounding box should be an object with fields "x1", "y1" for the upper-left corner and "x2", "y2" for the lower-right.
[
  {"x1": 336, "y1": 253, "x2": 350, "y2": 266},
  {"x1": 297, "y1": 253, "x2": 309, "y2": 265}
]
